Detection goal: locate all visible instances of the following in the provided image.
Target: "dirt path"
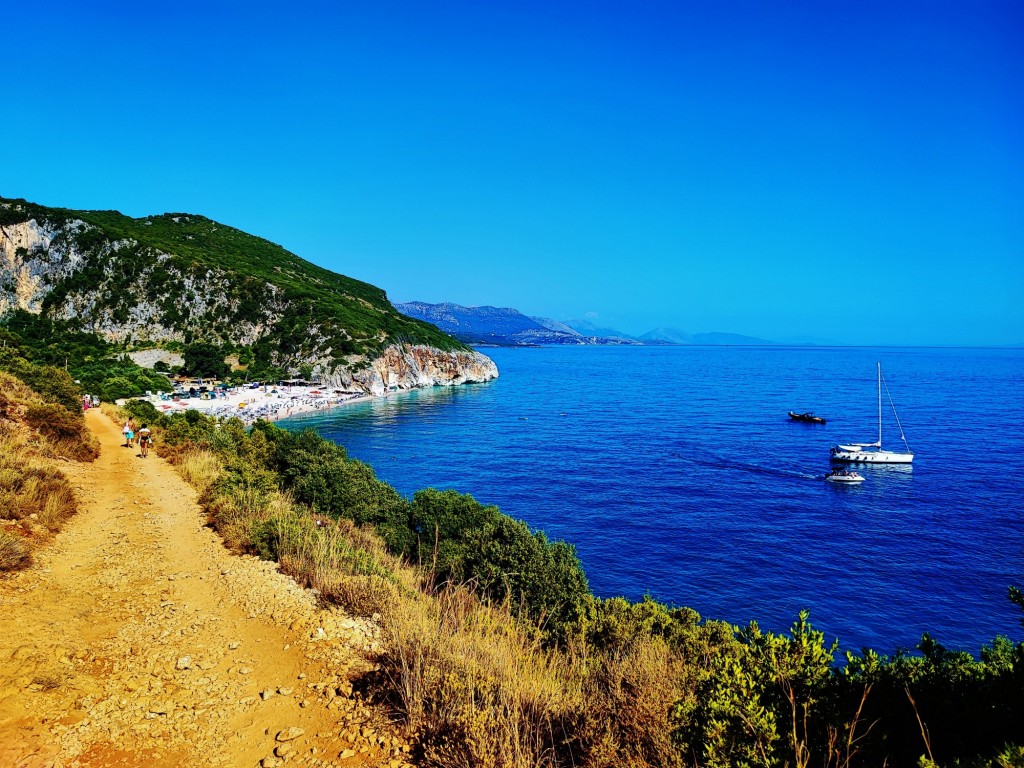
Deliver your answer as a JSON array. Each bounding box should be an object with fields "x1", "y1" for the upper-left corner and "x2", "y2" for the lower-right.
[{"x1": 0, "y1": 410, "x2": 411, "y2": 768}]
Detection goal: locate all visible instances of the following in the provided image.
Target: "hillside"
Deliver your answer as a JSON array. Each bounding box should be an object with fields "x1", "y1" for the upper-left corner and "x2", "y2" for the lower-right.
[{"x1": 0, "y1": 197, "x2": 496, "y2": 393}]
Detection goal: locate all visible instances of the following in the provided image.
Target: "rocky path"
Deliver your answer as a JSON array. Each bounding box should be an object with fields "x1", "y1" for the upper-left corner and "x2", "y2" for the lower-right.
[{"x1": 0, "y1": 410, "x2": 412, "y2": 768}]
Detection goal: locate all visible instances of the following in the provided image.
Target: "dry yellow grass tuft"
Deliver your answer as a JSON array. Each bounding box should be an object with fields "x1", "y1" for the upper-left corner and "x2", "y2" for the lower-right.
[
  {"x1": 176, "y1": 449, "x2": 223, "y2": 492},
  {"x1": 0, "y1": 529, "x2": 31, "y2": 571}
]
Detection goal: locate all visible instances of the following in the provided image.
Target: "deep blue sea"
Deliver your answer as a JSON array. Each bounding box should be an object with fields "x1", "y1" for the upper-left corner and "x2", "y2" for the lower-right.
[{"x1": 281, "y1": 346, "x2": 1024, "y2": 654}]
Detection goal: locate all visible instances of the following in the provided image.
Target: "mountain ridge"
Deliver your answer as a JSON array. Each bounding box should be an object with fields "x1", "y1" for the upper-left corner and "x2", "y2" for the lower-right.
[
  {"x1": 398, "y1": 301, "x2": 810, "y2": 346},
  {"x1": 395, "y1": 301, "x2": 641, "y2": 346}
]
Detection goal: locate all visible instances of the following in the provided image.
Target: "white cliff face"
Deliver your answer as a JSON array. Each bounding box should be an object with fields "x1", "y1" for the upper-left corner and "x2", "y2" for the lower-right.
[
  {"x1": 0, "y1": 218, "x2": 87, "y2": 315},
  {"x1": 0, "y1": 217, "x2": 289, "y2": 345},
  {"x1": 326, "y1": 345, "x2": 499, "y2": 395}
]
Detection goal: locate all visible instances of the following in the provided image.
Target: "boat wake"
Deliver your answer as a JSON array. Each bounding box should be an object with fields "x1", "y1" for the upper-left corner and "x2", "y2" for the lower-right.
[{"x1": 671, "y1": 453, "x2": 820, "y2": 480}]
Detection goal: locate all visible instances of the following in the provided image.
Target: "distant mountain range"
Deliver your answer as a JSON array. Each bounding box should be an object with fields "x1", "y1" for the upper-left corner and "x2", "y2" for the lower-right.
[
  {"x1": 395, "y1": 302, "x2": 843, "y2": 347},
  {"x1": 393, "y1": 302, "x2": 641, "y2": 346}
]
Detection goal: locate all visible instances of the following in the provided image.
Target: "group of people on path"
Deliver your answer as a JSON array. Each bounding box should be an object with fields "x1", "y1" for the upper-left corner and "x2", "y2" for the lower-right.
[{"x1": 122, "y1": 419, "x2": 153, "y2": 458}]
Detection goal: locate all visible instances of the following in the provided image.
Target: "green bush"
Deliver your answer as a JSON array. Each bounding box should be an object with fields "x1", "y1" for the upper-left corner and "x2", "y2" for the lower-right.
[
  {"x1": 182, "y1": 342, "x2": 229, "y2": 379},
  {"x1": 121, "y1": 398, "x2": 165, "y2": 426},
  {"x1": 407, "y1": 488, "x2": 589, "y2": 632},
  {"x1": 99, "y1": 375, "x2": 144, "y2": 401},
  {"x1": 0, "y1": 348, "x2": 83, "y2": 413},
  {"x1": 251, "y1": 515, "x2": 305, "y2": 561}
]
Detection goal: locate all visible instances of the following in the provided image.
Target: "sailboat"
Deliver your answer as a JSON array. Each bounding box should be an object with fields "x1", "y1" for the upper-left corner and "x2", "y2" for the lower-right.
[{"x1": 830, "y1": 362, "x2": 914, "y2": 464}]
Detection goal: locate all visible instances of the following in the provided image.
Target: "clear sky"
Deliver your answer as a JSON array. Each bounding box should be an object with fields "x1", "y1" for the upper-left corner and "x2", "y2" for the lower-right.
[{"x1": 3, "y1": 1, "x2": 1021, "y2": 345}]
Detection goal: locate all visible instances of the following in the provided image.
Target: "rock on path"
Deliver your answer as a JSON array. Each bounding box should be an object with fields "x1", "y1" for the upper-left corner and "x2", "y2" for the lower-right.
[{"x1": 0, "y1": 410, "x2": 413, "y2": 768}]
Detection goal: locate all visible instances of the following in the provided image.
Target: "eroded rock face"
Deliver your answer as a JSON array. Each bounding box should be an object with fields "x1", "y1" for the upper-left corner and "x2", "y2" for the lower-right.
[
  {"x1": 326, "y1": 345, "x2": 499, "y2": 395},
  {"x1": 0, "y1": 217, "x2": 289, "y2": 346},
  {"x1": 0, "y1": 219, "x2": 87, "y2": 315}
]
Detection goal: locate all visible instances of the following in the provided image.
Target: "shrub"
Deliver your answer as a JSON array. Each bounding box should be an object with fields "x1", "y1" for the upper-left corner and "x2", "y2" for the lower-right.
[
  {"x1": 24, "y1": 402, "x2": 99, "y2": 461},
  {"x1": 121, "y1": 398, "x2": 165, "y2": 426},
  {"x1": 408, "y1": 488, "x2": 589, "y2": 635},
  {"x1": 251, "y1": 513, "x2": 306, "y2": 561},
  {"x1": 182, "y1": 341, "x2": 229, "y2": 378},
  {"x1": 0, "y1": 348, "x2": 83, "y2": 413},
  {"x1": 99, "y1": 375, "x2": 144, "y2": 401},
  {"x1": 0, "y1": 529, "x2": 30, "y2": 571}
]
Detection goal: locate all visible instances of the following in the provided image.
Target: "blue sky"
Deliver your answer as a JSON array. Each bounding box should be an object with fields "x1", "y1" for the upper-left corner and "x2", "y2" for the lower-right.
[{"x1": 2, "y1": 1, "x2": 1021, "y2": 345}]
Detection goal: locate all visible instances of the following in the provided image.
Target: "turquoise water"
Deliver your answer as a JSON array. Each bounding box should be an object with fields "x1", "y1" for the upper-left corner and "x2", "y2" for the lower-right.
[{"x1": 280, "y1": 346, "x2": 1024, "y2": 653}]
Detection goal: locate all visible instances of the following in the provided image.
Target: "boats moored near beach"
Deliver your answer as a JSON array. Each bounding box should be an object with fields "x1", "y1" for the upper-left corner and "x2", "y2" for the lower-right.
[{"x1": 831, "y1": 362, "x2": 914, "y2": 464}]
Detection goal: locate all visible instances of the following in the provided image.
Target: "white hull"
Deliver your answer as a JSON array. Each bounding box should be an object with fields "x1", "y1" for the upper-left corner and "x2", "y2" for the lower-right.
[
  {"x1": 831, "y1": 363, "x2": 914, "y2": 465},
  {"x1": 830, "y1": 448, "x2": 913, "y2": 464},
  {"x1": 826, "y1": 475, "x2": 864, "y2": 483}
]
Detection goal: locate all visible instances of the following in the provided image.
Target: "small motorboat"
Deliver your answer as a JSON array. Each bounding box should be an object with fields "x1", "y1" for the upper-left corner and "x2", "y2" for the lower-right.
[
  {"x1": 826, "y1": 468, "x2": 864, "y2": 484},
  {"x1": 789, "y1": 411, "x2": 826, "y2": 424}
]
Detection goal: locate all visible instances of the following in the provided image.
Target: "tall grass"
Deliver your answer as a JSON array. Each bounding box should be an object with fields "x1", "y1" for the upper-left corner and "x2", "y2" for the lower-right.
[
  {"x1": 175, "y1": 449, "x2": 223, "y2": 491},
  {"x1": 378, "y1": 586, "x2": 582, "y2": 768}
]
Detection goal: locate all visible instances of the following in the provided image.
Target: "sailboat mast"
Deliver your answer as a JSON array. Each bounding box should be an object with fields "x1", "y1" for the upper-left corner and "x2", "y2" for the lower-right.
[{"x1": 877, "y1": 362, "x2": 883, "y2": 447}]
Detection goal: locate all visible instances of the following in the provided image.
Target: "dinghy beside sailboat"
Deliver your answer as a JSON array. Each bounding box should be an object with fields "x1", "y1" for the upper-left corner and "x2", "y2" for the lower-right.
[{"x1": 830, "y1": 362, "x2": 914, "y2": 464}]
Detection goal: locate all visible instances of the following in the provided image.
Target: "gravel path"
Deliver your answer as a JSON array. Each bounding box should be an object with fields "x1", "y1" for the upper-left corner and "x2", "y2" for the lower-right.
[{"x1": 0, "y1": 410, "x2": 412, "y2": 768}]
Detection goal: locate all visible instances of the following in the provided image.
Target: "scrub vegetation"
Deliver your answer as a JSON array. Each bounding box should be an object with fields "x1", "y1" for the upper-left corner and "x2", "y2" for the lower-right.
[
  {"x1": 0, "y1": 352, "x2": 97, "y2": 570},
  {"x1": 108, "y1": 398, "x2": 1024, "y2": 768},
  {"x1": 2, "y1": 312, "x2": 173, "y2": 402}
]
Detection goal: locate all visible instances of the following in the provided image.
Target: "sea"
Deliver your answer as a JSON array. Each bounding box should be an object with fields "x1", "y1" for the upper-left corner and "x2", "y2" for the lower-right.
[{"x1": 279, "y1": 346, "x2": 1024, "y2": 655}]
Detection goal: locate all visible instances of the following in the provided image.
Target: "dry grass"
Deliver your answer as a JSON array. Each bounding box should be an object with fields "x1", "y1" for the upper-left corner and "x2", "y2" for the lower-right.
[
  {"x1": 0, "y1": 373, "x2": 99, "y2": 461},
  {"x1": 375, "y1": 585, "x2": 583, "y2": 768},
  {"x1": 206, "y1": 485, "x2": 283, "y2": 552},
  {"x1": 277, "y1": 516, "x2": 414, "y2": 616},
  {"x1": 175, "y1": 449, "x2": 223, "y2": 492},
  {"x1": 0, "y1": 529, "x2": 31, "y2": 571},
  {"x1": 0, "y1": 380, "x2": 84, "y2": 569}
]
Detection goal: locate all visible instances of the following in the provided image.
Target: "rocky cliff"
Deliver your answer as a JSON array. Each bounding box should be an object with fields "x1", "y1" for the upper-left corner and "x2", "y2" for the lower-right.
[
  {"x1": 330, "y1": 345, "x2": 499, "y2": 395},
  {"x1": 0, "y1": 197, "x2": 497, "y2": 392}
]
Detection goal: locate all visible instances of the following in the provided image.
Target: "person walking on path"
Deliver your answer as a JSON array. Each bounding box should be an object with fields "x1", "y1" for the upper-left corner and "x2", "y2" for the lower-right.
[
  {"x1": 122, "y1": 420, "x2": 132, "y2": 447},
  {"x1": 137, "y1": 424, "x2": 152, "y2": 458}
]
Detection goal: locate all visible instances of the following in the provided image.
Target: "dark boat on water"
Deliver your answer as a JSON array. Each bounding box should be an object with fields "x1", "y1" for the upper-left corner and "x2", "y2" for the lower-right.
[{"x1": 789, "y1": 411, "x2": 826, "y2": 424}]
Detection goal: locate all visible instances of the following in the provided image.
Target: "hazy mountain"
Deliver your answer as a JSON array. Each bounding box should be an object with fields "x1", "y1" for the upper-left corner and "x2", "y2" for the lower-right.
[
  {"x1": 775, "y1": 335, "x2": 848, "y2": 346},
  {"x1": 396, "y1": 303, "x2": 641, "y2": 345},
  {"x1": 690, "y1": 332, "x2": 774, "y2": 345},
  {"x1": 563, "y1": 318, "x2": 638, "y2": 340},
  {"x1": 640, "y1": 327, "x2": 695, "y2": 344},
  {"x1": 394, "y1": 302, "x2": 545, "y2": 339},
  {"x1": 530, "y1": 316, "x2": 582, "y2": 335}
]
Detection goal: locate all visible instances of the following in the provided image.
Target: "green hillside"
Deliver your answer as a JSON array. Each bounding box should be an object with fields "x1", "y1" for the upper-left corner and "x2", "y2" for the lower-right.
[{"x1": 0, "y1": 196, "x2": 462, "y2": 365}]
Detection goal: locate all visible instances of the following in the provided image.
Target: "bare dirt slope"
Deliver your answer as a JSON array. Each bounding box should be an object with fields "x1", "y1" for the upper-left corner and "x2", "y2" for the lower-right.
[{"x1": 0, "y1": 410, "x2": 411, "y2": 768}]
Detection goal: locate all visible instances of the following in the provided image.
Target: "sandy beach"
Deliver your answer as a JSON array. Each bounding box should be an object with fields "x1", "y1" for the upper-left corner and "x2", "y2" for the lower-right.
[{"x1": 124, "y1": 384, "x2": 383, "y2": 423}]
